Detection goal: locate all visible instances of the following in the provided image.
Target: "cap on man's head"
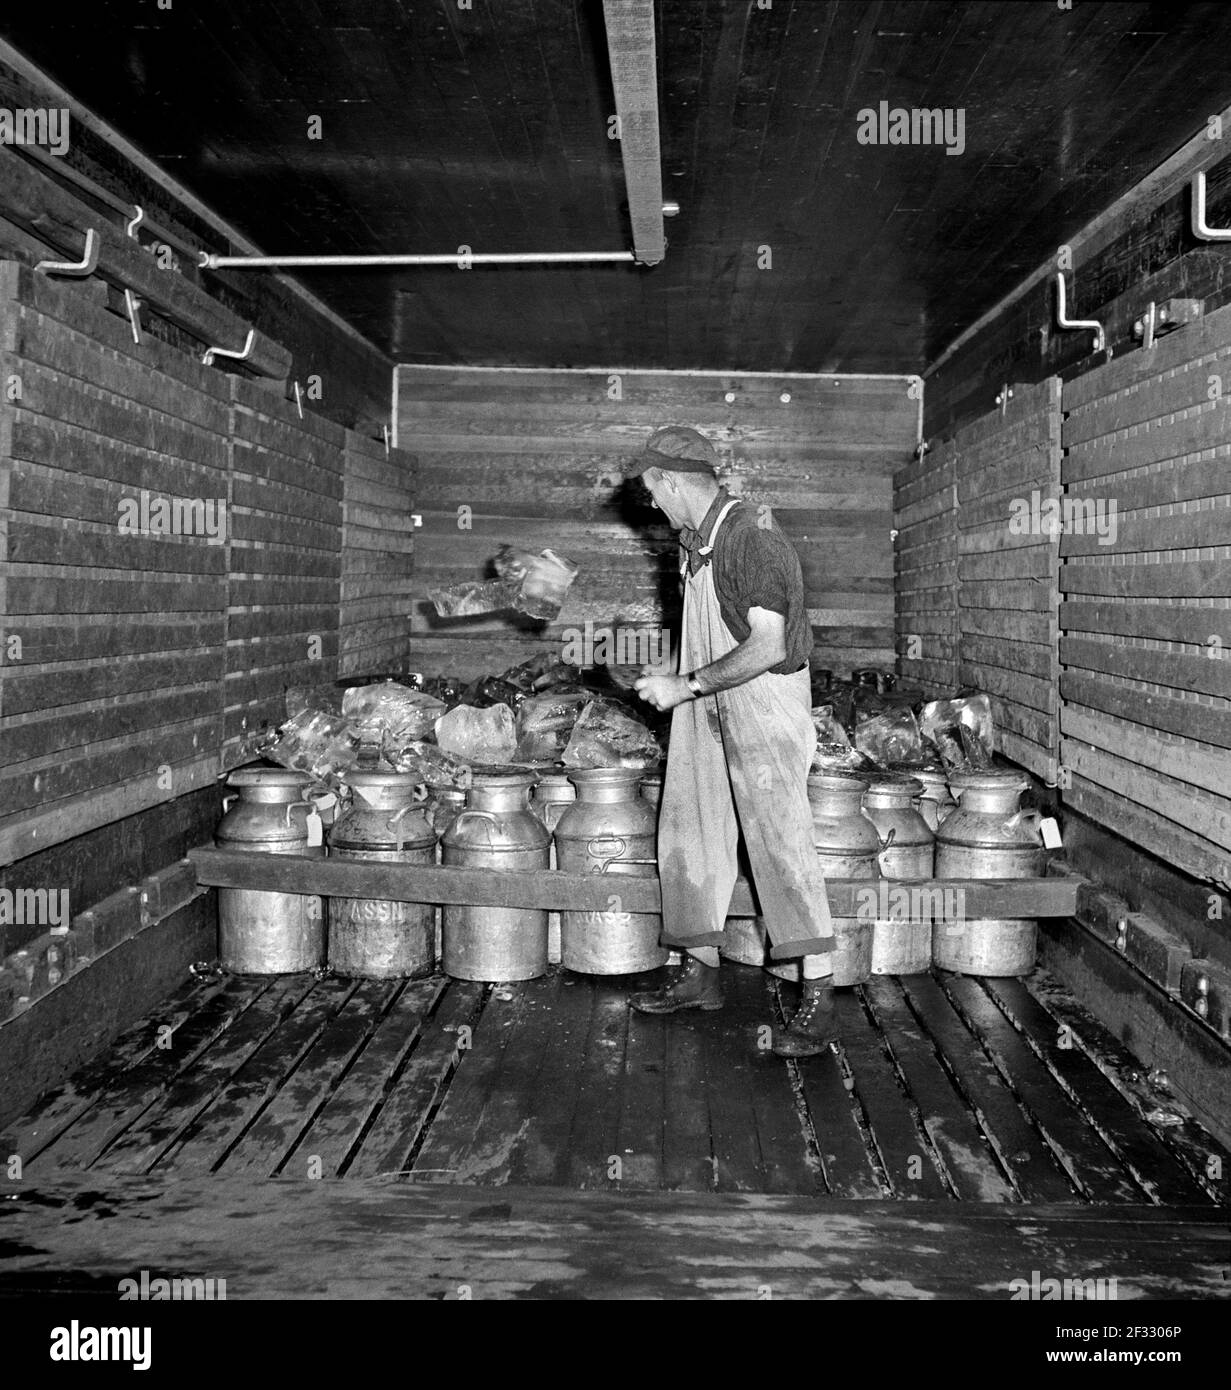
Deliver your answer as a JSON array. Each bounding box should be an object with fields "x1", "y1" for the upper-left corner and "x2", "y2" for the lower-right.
[{"x1": 626, "y1": 424, "x2": 719, "y2": 479}]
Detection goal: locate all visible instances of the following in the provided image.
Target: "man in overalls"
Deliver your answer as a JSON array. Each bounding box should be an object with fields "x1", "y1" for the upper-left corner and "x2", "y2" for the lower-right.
[{"x1": 626, "y1": 425, "x2": 838, "y2": 1057}]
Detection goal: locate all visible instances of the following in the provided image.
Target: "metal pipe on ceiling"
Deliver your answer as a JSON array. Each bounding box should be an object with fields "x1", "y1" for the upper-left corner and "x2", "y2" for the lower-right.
[
  {"x1": 200, "y1": 250, "x2": 636, "y2": 270},
  {"x1": 197, "y1": 4, "x2": 668, "y2": 276}
]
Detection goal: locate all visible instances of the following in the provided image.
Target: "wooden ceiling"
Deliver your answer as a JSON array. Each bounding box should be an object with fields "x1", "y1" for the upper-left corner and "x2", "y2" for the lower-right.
[{"x1": 6, "y1": 1, "x2": 1231, "y2": 374}]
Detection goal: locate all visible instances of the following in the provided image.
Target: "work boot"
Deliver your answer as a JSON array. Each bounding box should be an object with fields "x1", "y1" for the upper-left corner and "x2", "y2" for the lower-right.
[
  {"x1": 772, "y1": 980, "x2": 839, "y2": 1057},
  {"x1": 629, "y1": 955, "x2": 724, "y2": 1014}
]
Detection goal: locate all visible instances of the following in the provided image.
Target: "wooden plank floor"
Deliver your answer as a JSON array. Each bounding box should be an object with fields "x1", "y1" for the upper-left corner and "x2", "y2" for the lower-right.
[
  {"x1": 3, "y1": 963, "x2": 1228, "y2": 1208},
  {"x1": 1, "y1": 1174, "x2": 1227, "y2": 1299}
]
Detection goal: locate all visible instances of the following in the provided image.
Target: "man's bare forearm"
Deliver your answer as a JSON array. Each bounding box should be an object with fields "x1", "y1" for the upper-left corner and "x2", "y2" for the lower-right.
[{"x1": 689, "y1": 633, "x2": 786, "y2": 695}]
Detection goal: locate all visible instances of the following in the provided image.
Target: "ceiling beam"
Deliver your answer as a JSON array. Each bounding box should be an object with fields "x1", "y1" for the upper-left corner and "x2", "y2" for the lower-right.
[{"x1": 602, "y1": 0, "x2": 666, "y2": 267}]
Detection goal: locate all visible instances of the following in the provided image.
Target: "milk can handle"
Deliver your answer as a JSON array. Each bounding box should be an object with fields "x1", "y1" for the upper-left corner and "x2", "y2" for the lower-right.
[
  {"x1": 1006, "y1": 808, "x2": 1043, "y2": 838},
  {"x1": 385, "y1": 804, "x2": 419, "y2": 852},
  {"x1": 587, "y1": 836, "x2": 626, "y2": 875},
  {"x1": 875, "y1": 825, "x2": 897, "y2": 875},
  {"x1": 597, "y1": 858, "x2": 658, "y2": 874},
  {"x1": 221, "y1": 794, "x2": 237, "y2": 813},
  {"x1": 285, "y1": 798, "x2": 313, "y2": 828},
  {"x1": 451, "y1": 809, "x2": 501, "y2": 843}
]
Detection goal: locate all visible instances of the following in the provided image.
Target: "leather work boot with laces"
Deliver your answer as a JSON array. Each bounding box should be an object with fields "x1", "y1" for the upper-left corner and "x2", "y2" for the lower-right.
[
  {"x1": 629, "y1": 955, "x2": 724, "y2": 1014},
  {"x1": 772, "y1": 980, "x2": 839, "y2": 1057}
]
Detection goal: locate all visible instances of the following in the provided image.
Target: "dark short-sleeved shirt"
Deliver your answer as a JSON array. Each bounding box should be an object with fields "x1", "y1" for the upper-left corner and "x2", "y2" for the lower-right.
[{"x1": 683, "y1": 489, "x2": 811, "y2": 674}]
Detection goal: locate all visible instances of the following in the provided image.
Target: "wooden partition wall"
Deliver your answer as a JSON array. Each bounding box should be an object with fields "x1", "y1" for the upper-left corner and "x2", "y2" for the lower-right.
[
  {"x1": 398, "y1": 366, "x2": 919, "y2": 681},
  {"x1": 898, "y1": 314, "x2": 1231, "y2": 886},
  {"x1": 954, "y1": 379, "x2": 1062, "y2": 782},
  {"x1": 1, "y1": 263, "x2": 230, "y2": 864},
  {"x1": 893, "y1": 433, "x2": 959, "y2": 692},
  {"x1": 0, "y1": 263, "x2": 411, "y2": 867},
  {"x1": 895, "y1": 378, "x2": 1062, "y2": 782},
  {"x1": 1058, "y1": 305, "x2": 1231, "y2": 886},
  {"x1": 225, "y1": 381, "x2": 346, "y2": 765}
]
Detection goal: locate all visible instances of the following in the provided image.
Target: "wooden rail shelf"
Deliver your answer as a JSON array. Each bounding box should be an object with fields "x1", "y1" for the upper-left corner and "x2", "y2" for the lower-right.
[{"x1": 189, "y1": 847, "x2": 1083, "y2": 920}]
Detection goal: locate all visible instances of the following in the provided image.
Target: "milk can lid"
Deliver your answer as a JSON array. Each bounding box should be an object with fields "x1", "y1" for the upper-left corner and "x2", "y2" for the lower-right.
[
  {"x1": 909, "y1": 766, "x2": 949, "y2": 783},
  {"x1": 865, "y1": 773, "x2": 924, "y2": 797},
  {"x1": 225, "y1": 767, "x2": 314, "y2": 788},
  {"x1": 566, "y1": 767, "x2": 646, "y2": 786},
  {"x1": 340, "y1": 770, "x2": 422, "y2": 789},
  {"x1": 807, "y1": 770, "x2": 870, "y2": 791},
  {"x1": 948, "y1": 769, "x2": 1030, "y2": 793},
  {"x1": 469, "y1": 767, "x2": 539, "y2": 787}
]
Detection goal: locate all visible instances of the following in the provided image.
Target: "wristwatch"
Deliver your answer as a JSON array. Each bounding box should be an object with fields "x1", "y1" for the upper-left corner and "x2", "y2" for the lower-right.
[{"x1": 685, "y1": 672, "x2": 705, "y2": 698}]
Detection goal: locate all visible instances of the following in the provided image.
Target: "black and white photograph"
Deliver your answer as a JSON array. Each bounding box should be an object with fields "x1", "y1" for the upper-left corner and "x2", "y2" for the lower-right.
[{"x1": 0, "y1": 0, "x2": 1227, "y2": 1344}]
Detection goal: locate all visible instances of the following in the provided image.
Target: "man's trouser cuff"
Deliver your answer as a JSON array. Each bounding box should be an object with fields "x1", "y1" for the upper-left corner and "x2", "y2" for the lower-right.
[
  {"x1": 769, "y1": 935, "x2": 835, "y2": 961},
  {"x1": 660, "y1": 928, "x2": 728, "y2": 950}
]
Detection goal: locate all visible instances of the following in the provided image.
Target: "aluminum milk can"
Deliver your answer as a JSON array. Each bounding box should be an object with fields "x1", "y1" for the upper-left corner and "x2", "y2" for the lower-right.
[
  {"x1": 909, "y1": 768, "x2": 956, "y2": 831},
  {"x1": 328, "y1": 772, "x2": 436, "y2": 979},
  {"x1": 808, "y1": 772, "x2": 880, "y2": 873},
  {"x1": 425, "y1": 782, "x2": 467, "y2": 965},
  {"x1": 532, "y1": 770, "x2": 577, "y2": 965},
  {"x1": 441, "y1": 771, "x2": 550, "y2": 981},
  {"x1": 862, "y1": 774, "x2": 934, "y2": 975},
  {"x1": 767, "y1": 773, "x2": 877, "y2": 987},
  {"x1": 934, "y1": 771, "x2": 1045, "y2": 976},
  {"x1": 425, "y1": 783, "x2": 467, "y2": 838},
  {"x1": 215, "y1": 768, "x2": 324, "y2": 973},
  {"x1": 946, "y1": 768, "x2": 985, "y2": 805},
  {"x1": 555, "y1": 768, "x2": 667, "y2": 974},
  {"x1": 863, "y1": 775, "x2": 934, "y2": 879}
]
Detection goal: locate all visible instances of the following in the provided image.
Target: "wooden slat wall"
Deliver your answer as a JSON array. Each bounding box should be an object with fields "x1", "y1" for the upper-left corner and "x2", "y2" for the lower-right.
[
  {"x1": 398, "y1": 368, "x2": 917, "y2": 680},
  {"x1": 893, "y1": 434, "x2": 958, "y2": 692},
  {"x1": 1058, "y1": 303, "x2": 1231, "y2": 885},
  {"x1": 225, "y1": 380, "x2": 345, "y2": 765},
  {"x1": 339, "y1": 430, "x2": 415, "y2": 678},
  {"x1": 894, "y1": 377, "x2": 1063, "y2": 782},
  {"x1": 0, "y1": 263, "x2": 403, "y2": 865},
  {"x1": 0, "y1": 57, "x2": 394, "y2": 433},
  {"x1": 0, "y1": 263, "x2": 230, "y2": 865},
  {"x1": 955, "y1": 378, "x2": 1062, "y2": 782}
]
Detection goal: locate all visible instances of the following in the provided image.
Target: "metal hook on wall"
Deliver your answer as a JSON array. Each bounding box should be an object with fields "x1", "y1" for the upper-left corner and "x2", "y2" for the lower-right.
[
  {"x1": 124, "y1": 289, "x2": 143, "y2": 345},
  {"x1": 1054, "y1": 273, "x2": 1105, "y2": 353},
  {"x1": 126, "y1": 206, "x2": 145, "y2": 240},
  {"x1": 202, "y1": 328, "x2": 256, "y2": 367},
  {"x1": 35, "y1": 227, "x2": 99, "y2": 277},
  {"x1": 1191, "y1": 171, "x2": 1231, "y2": 241},
  {"x1": 995, "y1": 384, "x2": 1014, "y2": 415}
]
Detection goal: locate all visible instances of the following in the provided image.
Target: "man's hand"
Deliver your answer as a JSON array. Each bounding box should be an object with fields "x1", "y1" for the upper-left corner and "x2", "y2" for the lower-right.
[{"x1": 634, "y1": 672, "x2": 692, "y2": 712}]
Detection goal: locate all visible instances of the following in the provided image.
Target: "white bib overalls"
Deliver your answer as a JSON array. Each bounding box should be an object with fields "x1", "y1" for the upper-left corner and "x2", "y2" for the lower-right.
[{"x1": 657, "y1": 502, "x2": 835, "y2": 962}]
